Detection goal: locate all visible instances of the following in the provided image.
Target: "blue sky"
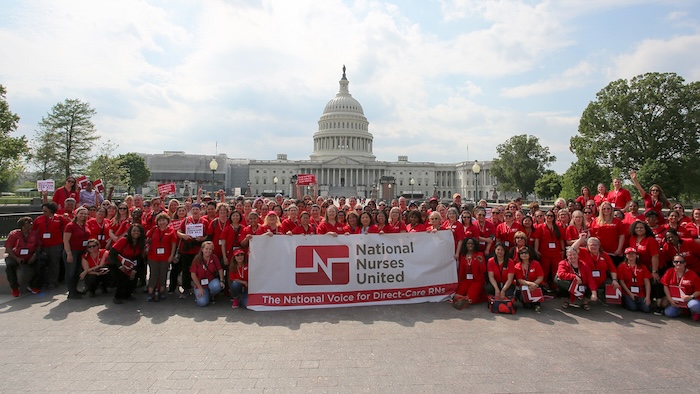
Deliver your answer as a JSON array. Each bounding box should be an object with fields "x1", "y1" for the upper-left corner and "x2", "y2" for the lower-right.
[{"x1": 2, "y1": 0, "x2": 699, "y2": 173}]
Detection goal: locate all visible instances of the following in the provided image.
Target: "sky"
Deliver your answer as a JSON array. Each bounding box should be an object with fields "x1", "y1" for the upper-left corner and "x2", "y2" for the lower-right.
[{"x1": 2, "y1": 0, "x2": 699, "y2": 174}]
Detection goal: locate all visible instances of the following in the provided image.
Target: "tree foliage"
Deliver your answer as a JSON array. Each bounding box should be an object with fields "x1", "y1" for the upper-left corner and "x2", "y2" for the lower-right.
[
  {"x1": 117, "y1": 153, "x2": 150, "y2": 193},
  {"x1": 0, "y1": 84, "x2": 29, "y2": 190},
  {"x1": 490, "y1": 134, "x2": 556, "y2": 197},
  {"x1": 560, "y1": 159, "x2": 611, "y2": 199},
  {"x1": 37, "y1": 99, "x2": 99, "y2": 178},
  {"x1": 86, "y1": 140, "x2": 126, "y2": 192},
  {"x1": 30, "y1": 128, "x2": 62, "y2": 180},
  {"x1": 534, "y1": 170, "x2": 562, "y2": 200},
  {"x1": 570, "y1": 72, "x2": 700, "y2": 199}
]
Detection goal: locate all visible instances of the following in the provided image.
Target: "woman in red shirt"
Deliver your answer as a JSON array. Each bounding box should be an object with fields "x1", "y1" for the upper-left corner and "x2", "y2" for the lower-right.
[
  {"x1": 51, "y1": 176, "x2": 80, "y2": 214},
  {"x1": 589, "y1": 202, "x2": 625, "y2": 265},
  {"x1": 316, "y1": 205, "x2": 345, "y2": 235},
  {"x1": 387, "y1": 207, "x2": 406, "y2": 233},
  {"x1": 664, "y1": 211, "x2": 691, "y2": 239},
  {"x1": 571, "y1": 234, "x2": 619, "y2": 302},
  {"x1": 109, "y1": 203, "x2": 131, "y2": 245},
  {"x1": 229, "y1": 249, "x2": 248, "y2": 309},
  {"x1": 358, "y1": 212, "x2": 377, "y2": 234},
  {"x1": 685, "y1": 208, "x2": 700, "y2": 242},
  {"x1": 485, "y1": 243, "x2": 516, "y2": 300},
  {"x1": 374, "y1": 210, "x2": 391, "y2": 234},
  {"x1": 660, "y1": 254, "x2": 700, "y2": 320},
  {"x1": 5, "y1": 217, "x2": 41, "y2": 296},
  {"x1": 556, "y1": 247, "x2": 598, "y2": 310},
  {"x1": 33, "y1": 202, "x2": 68, "y2": 290},
  {"x1": 443, "y1": 208, "x2": 466, "y2": 258},
  {"x1": 514, "y1": 247, "x2": 544, "y2": 312},
  {"x1": 630, "y1": 170, "x2": 670, "y2": 223},
  {"x1": 405, "y1": 210, "x2": 426, "y2": 233},
  {"x1": 86, "y1": 206, "x2": 111, "y2": 249},
  {"x1": 281, "y1": 204, "x2": 300, "y2": 234},
  {"x1": 495, "y1": 210, "x2": 522, "y2": 250},
  {"x1": 221, "y1": 210, "x2": 245, "y2": 265},
  {"x1": 576, "y1": 186, "x2": 593, "y2": 209},
  {"x1": 534, "y1": 210, "x2": 565, "y2": 291},
  {"x1": 190, "y1": 241, "x2": 225, "y2": 307},
  {"x1": 566, "y1": 210, "x2": 588, "y2": 246},
  {"x1": 617, "y1": 247, "x2": 652, "y2": 313},
  {"x1": 345, "y1": 211, "x2": 361, "y2": 234},
  {"x1": 79, "y1": 239, "x2": 109, "y2": 297},
  {"x1": 207, "y1": 203, "x2": 230, "y2": 260},
  {"x1": 453, "y1": 238, "x2": 487, "y2": 309},
  {"x1": 63, "y1": 207, "x2": 91, "y2": 299},
  {"x1": 146, "y1": 213, "x2": 177, "y2": 302},
  {"x1": 109, "y1": 223, "x2": 146, "y2": 304}
]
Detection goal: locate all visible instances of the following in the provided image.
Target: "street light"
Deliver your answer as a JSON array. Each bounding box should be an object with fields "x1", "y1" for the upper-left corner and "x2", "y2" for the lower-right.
[
  {"x1": 472, "y1": 161, "x2": 481, "y2": 201},
  {"x1": 273, "y1": 176, "x2": 278, "y2": 196},
  {"x1": 409, "y1": 178, "x2": 415, "y2": 199},
  {"x1": 388, "y1": 183, "x2": 392, "y2": 199},
  {"x1": 246, "y1": 180, "x2": 251, "y2": 197},
  {"x1": 209, "y1": 158, "x2": 218, "y2": 195}
]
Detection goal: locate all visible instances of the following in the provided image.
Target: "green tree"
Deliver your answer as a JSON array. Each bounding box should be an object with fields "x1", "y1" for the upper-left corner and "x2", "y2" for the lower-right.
[
  {"x1": 560, "y1": 159, "x2": 611, "y2": 199},
  {"x1": 29, "y1": 128, "x2": 61, "y2": 180},
  {"x1": 571, "y1": 72, "x2": 700, "y2": 199},
  {"x1": 534, "y1": 170, "x2": 562, "y2": 200},
  {"x1": 117, "y1": 153, "x2": 150, "y2": 194},
  {"x1": 0, "y1": 84, "x2": 29, "y2": 190},
  {"x1": 86, "y1": 140, "x2": 126, "y2": 192},
  {"x1": 490, "y1": 134, "x2": 556, "y2": 198},
  {"x1": 37, "y1": 99, "x2": 99, "y2": 178}
]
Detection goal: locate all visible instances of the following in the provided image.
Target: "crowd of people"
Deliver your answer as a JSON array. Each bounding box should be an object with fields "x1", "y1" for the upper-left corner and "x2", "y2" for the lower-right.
[{"x1": 4, "y1": 173, "x2": 700, "y2": 320}]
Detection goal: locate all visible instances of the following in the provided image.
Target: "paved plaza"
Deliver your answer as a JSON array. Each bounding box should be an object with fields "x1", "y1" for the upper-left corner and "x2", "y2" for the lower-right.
[{"x1": 0, "y1": 288, "x2": 698, "y2": 393}]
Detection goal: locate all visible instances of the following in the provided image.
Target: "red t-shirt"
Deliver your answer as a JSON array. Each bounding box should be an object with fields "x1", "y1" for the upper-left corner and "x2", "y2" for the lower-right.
[
  {"x1": 628, "y1": 236, "x2": 660, "y2": 271},
  {"x1": 207, "y1": 218, "x2": 230, "y2": 257},
  {"x1": 578, "y1": 247, "x2": 616, "y2": 288},
  {"x1": 664, "y1": 224, "x2": 692, "y2": 240},
  {"x1": 463, "y1": 222, "x2": 480, "y2": 240},
  {"x1": 64, "y1": 221, "x2": 91, "y2": 252},
  {"x1": 229, "y1": 264, "x2": 249, "y2": 282},
  {"x1": 316, "y1": 221, "x2": 347, "y2": 235},
  {"x1": 534, "y1": 223, "x2": 565, "y2": 256},
  {"x1": 458, "y1": 253, "x2": 486, "y2": 283},
  {"x1": 643, "y1": 194, "x2": 668, "y2": 222},
  {"x1": 83, "y1": 249, "x2": 108, "y2": 268},
  {"x1": 685, "y1": 222, "x2": 700, "y2": 240},
  {"x1": 178, "y1": 216, "x2": 209, "y2": 255},
  {"x1": 221, "y1": 224, "x2": 245, "y2": 259},
  {"x1": 617, "y1": 263, "x2": 652, "y2": 298},
  {"x1": 514, "y1": 260, "x2": 544, "y2": 282},
  {"x1": 660, "y1": 269, "x2": 700, "y2": 297},
  {"x1": 190, "y1": 254, "x2": 222, "y2": 283},
  {"x1": 661, "y1": 241, "x2": 700, "y2": 275},
  {"x1": 495, "y1": 221, "x2": 522, "y2": 249},
  {"x1": 565, "y1": 225, "x2": 588, "y2": 244},
  {"x1": 476, "y1": 221, "x2": 496, "y2": 251},
  {"x1": 386, "y1": 221, "x2": 406, "y2": 233},
  {"x1": 147, "y1": 226, "x2": 178, "y2": 262},
  {"x1": 292, "y1": 224, "x2": 317, "y2": 235},
  {"x1": 6, "y1": 229, "x2": 40, "y2": 260},
  {"x1": 86, "y1": 218, "x2": 111, "y2": 248},
  {"x1": 487, "y1": 258, "x2": 516, "y2": 285},
  {"x1": 607, "y1": 188, "x2": 632, "y2": 210},
  {"x1": 576, "y1": 195, "x2": 593, "y2": 208},
  {"x1": 52, "y1": 186, "x2": 80, "y2": 213},
  {"x1": 111, "y1": 236, "x2": 144, "y2": 261},
  {"x1": 589, "y1": 219, "x2": 625, "y2": 254},
  {"x1": 406, "y1": 223, "x2": 427, "y2": 233},
  {"x1": 623, "y1": 212, "x2": 646, "y2": 227},
  {"x1": 556, "y1": 259, "x2": 597, "y2": 291},
  {"x1": 281, "y1": 218, "x2": 300, "y2": 234},
  {"x1": 33, "y1": 214, "x2": 68, "y2": 248}
]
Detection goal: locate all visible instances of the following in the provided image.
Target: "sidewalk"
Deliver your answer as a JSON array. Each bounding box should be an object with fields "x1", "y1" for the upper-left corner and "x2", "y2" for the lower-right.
[{"x1": 0, "y1": 288, "x2": 698, "y2": 393}]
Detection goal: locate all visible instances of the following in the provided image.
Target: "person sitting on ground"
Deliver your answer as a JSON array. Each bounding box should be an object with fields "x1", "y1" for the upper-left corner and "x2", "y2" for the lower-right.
[
  {"x1": 190, "y1": 241, "x2": 225, "y2": 307},
  {"x1": 79, "y1": 239, "x2": 109, "y2": 298},
  {"x1": 5, "y1": 217, "x2": 41, "y2": 297},
  {"x1": 229, "y1": 249, "x2": 249, "y2": 309}
]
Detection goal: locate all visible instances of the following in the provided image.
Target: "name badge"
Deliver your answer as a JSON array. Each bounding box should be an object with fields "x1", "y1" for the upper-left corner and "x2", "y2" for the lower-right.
[
  {"x1": 218, "y1": 239, "x2": 224, "y2": 245},
  {"x1": 43, "y1": 233, "x2": 51, "y2": 239},
  {"x1": 19, "y1": 248, "x2": 29, "y2": 256},
  {"x1": 548, "y1": 242, "x2": 556, "y2": 249},
  {"x1": 82, "y1": 240, "x2": 88, "y2": 247},
  {"x1": 578, "y1": 285, "x2": 586, "y2": 293},
  {"x1": 504, "y1": 241, "x2": 510, "y2": 247},
  {"x1": 156, "y1": 247, "x2": 165, "y2": 255},
  {"x1": 98, "y1": 235, "x2": 104, "y2": 240},
  {"x1": 591, "y1": 270, "x2": 601, "y2": 278},
  {"x1": 630, "y1": 286, "x2": 640, "y2": 294},
  {"x1": 466, "y1": 273, "x2": 474, "y2": 280},
  {"x1": 200, "y1": 278, "x2": 209, "y2": 286}
]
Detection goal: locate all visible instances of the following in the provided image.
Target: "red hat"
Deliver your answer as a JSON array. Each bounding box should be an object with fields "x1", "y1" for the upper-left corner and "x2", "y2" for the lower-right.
[
  {"x1": 232, "y1": 249, "x2": 245, "y2": 257},
  {"x1": 429, "y1": 197, "x2": 438, "y2": 202},
  {"x1": 624, "y1": 247, "x2": 637, "y2": 254}
]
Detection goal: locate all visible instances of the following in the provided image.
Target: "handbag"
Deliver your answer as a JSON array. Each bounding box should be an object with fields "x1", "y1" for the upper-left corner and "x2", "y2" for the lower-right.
[{"x1": 488, "y1": 295, "x2": 516, "y2": 314}]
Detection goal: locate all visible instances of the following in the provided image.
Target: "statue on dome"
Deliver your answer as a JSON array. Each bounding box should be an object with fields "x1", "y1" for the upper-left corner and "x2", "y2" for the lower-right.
[{"x1": 342, "y1": 65, "x2": 346, "y2": 78}]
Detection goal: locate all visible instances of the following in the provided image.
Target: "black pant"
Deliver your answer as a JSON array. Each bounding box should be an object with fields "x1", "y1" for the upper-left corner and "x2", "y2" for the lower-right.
[
  {"x1": 5, "y1": 257, "x2": 40, "y2": 290},
  {"x1": 112, "y1": 269, "x2": 136, "y2": 300},
  {"x1": 484, "y1": 282, "x2": 515, "y2": 298},
  {"x1": 178, "y1": 254, "x2": 195, "y2": 291},
  {"x1": 85, "y1": 273, "x2": 108, "y2": 293}
]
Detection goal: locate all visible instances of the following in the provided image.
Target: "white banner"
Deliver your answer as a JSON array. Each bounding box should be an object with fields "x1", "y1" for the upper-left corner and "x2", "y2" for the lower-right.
[{"x1": 248, "y1": 231, "x2": 458, "y2": 311}]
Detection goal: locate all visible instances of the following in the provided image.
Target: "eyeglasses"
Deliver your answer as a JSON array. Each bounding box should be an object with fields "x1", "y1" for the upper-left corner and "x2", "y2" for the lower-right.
[
  {"x1": 673, "y1": 260, "x2": 686, "y2": 264},
  {"x1": 650, "y1": 189, "x2": 660, "y2": 192},
  {"x1": 545, "y1": 214, "x2": 554, "y2": 218},
  {"x1": 519, "y1": 250, "x2": 529, "y2": 254},
  {"x1": 583, "y1": 211, "x2": 592, "y2": 214},
  {"x1": 87, "y1": 244, "x2": 99, "y2": 249},
  {"x1": 535, "y1": 214, "x2": 544, "y2": 218},
  {"x1": 673, "y1": 206, "x2": 683, "y2": 209},
  {"x1": 504, "y1": 214, "x2": 513, "y2": 218},
  {"x1": 119, "y1": 207, "x2": 127, "y2": 210}
]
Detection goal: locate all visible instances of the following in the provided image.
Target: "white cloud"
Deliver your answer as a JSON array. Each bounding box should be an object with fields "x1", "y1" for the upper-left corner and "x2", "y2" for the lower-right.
[
  {"x1": 609, "y1": 34, "x2": 700, "y2": 81},
  {"x1": 501, "y1": 61, "x2": 595, "y2": 98}
]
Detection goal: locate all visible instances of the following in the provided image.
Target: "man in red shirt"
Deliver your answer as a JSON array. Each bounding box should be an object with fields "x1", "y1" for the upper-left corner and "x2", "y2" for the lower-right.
[
  {"x1": 5, "y1": 217, "x2": 41, "y2": 296},
  {"x1": 32, "y1": 202, "x2": 68, "y2": 289},
  {"x1": 607, "y1": 178, "x2": 632, "y2": 210}
]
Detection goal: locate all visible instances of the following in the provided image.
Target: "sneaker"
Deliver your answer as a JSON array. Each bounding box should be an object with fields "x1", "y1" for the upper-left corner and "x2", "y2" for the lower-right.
[
  {"x1": 27, "y1": 286, "x2": 41, "y2": 295},
  {"x1": 11, "y1": 288, "x2": 20, "y2": 297},
  {"x1": 67, "y1": 292, "x2": 83, "y2": 300},
  {"x1": 231, "y1": 298, "x2": 240, "y2": 309},
  {"x1": 692, "y1": 313, "x2": 700, "y2": 322},
  {"x1": 146, "y1": 294, "x2": 154, "y2": 302}
]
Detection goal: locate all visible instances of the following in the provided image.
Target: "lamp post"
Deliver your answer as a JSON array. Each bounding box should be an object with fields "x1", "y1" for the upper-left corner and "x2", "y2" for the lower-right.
[
  {"x1": 472, "y1": 161, "x2": 481, "y2": 201},
  {"x1": 209, "y1": 158, "x2": 218, "y2": 195},
  {"x1": 246, "y1": 180, "x2": 251, "y2": 197},
  {"x1": 273, "y1": 176, "x2": 278, "y2": 196},
  {"x1": 409, "y1": 178, "x2": 415, "y2": 199},
  {"x1": 388, "y1": 183, "x2": 392, "y2": 199},
  {"x1": 433, "y1": 182, "x2": 437, "y2": 198}
]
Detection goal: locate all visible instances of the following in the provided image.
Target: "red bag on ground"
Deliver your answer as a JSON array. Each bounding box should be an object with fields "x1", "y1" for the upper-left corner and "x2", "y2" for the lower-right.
[{"x1": 487, "y1": 295, "x2": 516, "y2": 314}]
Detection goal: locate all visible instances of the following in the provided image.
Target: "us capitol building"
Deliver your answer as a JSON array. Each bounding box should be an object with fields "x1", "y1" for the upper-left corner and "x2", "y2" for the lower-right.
[{"x1": 140, "y1": 67, "x2": 497, "y2": 202}]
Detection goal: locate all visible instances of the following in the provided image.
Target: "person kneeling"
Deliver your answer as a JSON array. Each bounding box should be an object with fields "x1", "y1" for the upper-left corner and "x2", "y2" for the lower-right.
[
  {"x1": 229, "y1": 249, "x2": 249, "y2": 309},
  {"x1": 514, "y1": 247, "x2": 544, "y2": 312},
  {"x1": 190, "y1": 241, "x2": 225, "y2": 307}
]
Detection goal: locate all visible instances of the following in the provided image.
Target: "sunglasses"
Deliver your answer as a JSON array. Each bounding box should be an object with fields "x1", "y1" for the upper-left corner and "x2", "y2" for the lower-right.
[
  {"x1": 119, "y1": 207, "x2": 128, "y2": 210},
  {"x1": 673, "y1": 260, "x2": 686, "y2": 264},
  {"x1": 583, "y1": 211, "x2": 592, "y2": 214},
  {"x1": 87, "y1": 244, "x2": 99, "y2": 249}
]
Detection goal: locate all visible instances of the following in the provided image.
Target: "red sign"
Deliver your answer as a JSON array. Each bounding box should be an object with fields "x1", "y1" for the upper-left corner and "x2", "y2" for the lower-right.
[
  {"x1": 296, "y1": 174, "x2": 316, "y2": 186},
  {"x1": 157, "y1": 183, "x2": 177, "y2": 196},
  {"x1": 295, "y1": 245, "x2": 350, "y2": 286},
  {"x1": 669, "y1": 286, "x2": 688, "y2": 308},
  {"x1": 93, "y1": 179, "x2": 105, "y2": 193},
  {"x1": 605, "y1": 284, "x2": 622, "y2": 305},
  {"x1": 76, "y1": 175, "x2": 88, "y2": 189}
]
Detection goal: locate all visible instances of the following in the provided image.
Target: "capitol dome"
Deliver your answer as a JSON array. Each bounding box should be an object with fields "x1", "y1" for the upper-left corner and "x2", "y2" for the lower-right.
[{"x1": 310, "y1": 66, "x2": 375, "y2": 162}]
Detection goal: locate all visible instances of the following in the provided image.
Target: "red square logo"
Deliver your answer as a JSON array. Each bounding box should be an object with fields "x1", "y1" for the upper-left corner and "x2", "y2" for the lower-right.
[{"x1": 295, "y1": 245, "x2": 350, "y2": 286}]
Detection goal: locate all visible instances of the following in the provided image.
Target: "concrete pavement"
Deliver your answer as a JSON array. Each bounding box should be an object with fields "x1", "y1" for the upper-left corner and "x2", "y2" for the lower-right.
[{"x1": 0, "y1": 288, "x2": 698, "y2": 393}]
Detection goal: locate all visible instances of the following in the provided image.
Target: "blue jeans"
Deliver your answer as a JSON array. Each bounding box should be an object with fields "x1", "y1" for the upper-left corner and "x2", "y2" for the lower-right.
[
  {"x1": 664, "y1": 299, "x2": 700, "y2": 317},
  {"x1": 622, "y1": 294, "x2": 651, "y2": 313},
  {"x1": 194, "y1": 278, "x2": 222, "y2": 306},
  {"x1": 230, "y1": 280, "x2": 248, "y2": 308}
]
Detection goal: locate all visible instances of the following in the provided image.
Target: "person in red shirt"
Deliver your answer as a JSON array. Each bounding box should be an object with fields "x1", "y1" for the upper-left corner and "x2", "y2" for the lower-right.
[
  {"x1": 5, "y1": 217, "x2": 41, "y2": 296},
  {"x1": 109, "y1": 203, "x2": 131, "y2": 246},
  {"x1": 387, "y1": 207, "x2": 406, "y2": 233},
  {"x1": 617, "y1": 247, "x2": 652, "y2": 313},
  {"x1": 291, "y1": 211, "x2": 317, "y2": 235},
  {"x1": 33, "y1": 202, "x2": 68, "y2": 289},
  {"x1": 63, "y1": 207, "x2": 91, "y2": 299},
  {"x1": 566, "y1": 210, "x2": 588, "y2": 246},
  {"x1": 221, "y1": 210, "x2": 245, "y2": 265},
  {"x1": 474, "y1": 207, "x2": 495, "y2": 255},
  {"x1": 622, "y1": 201, "x2": 646, "y2": 228},
  {"x1": 79, "y1": 239, "x2": 109, "y2": 297},
  {"x1": 146, "y1": 213, "x2": 177, "y2": 302},
  {"x1": 49, "y1": 176, "x2": 80, "y2": 214},
  {"x1": 405, "y1": 210, "x2": 426, "y2": 233},
  {"x1": 576, "y1": 186, "x2": 594, "y2": 209},
  {"x1": 685, "y1": 208, "x2": 700, "y2": 242},
  {"x1": 661, "y1": 229, "x2": 700, "y2": 276},
  {"x1": 442, "y1": 208, "x2": 466, "y2": 258},
  {"x1": 240, "y1": 211, "x2": 261, "y2": 252},
  {"x1": 108, "y1": 223, "x2": 146, "y2": 304},
  {"x1": 176, "y1": 203, "x2": 209, "y2": 297},
  {"x1": 281, "y1": 204, "x2": 300, "y2": 234},
  {"x1": 358, "y1": 212, "x2": 377, "y2": 234},
  {"x1": 207, "y1": 203, "x2": 230, "y2": 260},
  {"x1": 229, "y1": 249, "x2": 248, "y2": 309},
  {"x1": 607, "y1": 178, "x2": 632, "y2": 210},
  {"x1": 628, "y1": 220, "x2": 660, "y2": 279},
  {"x1": 514, "y1": 247, "x2": 544, "y2": 312},
  {"x1": 534, "y1": 210, "x2": 565, "y2": 291},
  {"x1": 555, "y1": 247, "x2": 599, "y2": 310},
  {"x1": 664, "y1": 211, "x2": 691, "y2": 240},
  {"x1": 660, "y1": 254, "x2": 700, "y2": 320},
  {"x1": 495, "y1": 210, "x2": 522, "y2": 250},
  {"x1": 373, "y1": 210, "x2": 391, "y2": 234},
  {"x1": 571, "y1": 234, "x2": 619, "y2": 302},
  {"x1": 630, "y1": 170, "x2": 670, "y2": 223},
  {"x1": 259, "y1": 211, "x2": 283, "y2": 235},
  {"x1": 190, "y1": 241, "x2": 225, "y2": 307},
  {"x1": 453, "y1": 238, "x2": 487, "y2": 309},
  {"x1": 315, "y1": 205, "x2": 344, "y2": 235},
  {"x1": 589, "y1": 202, "x2": 626, "y2": 266},
  {"x1": 485, "y1": 243, "x2": 516, "y2": 300},
  {"x1": 86, "y1": 206, "x2": 111, "y2": 249},
  {"x1": 594, "y1": 183, "x2": 608, "y2": 207}
]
